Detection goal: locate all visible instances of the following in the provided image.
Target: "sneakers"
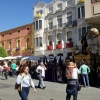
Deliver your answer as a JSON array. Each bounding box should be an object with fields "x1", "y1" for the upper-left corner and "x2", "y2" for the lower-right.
[{"x1": 43, "y1": 86, "x2": 46, "y2": 90}]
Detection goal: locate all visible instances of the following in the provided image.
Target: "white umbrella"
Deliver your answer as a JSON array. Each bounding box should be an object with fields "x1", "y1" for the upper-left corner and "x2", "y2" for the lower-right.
[
  {"x1": 0, "y1": 57, "x2": 4, "y2": 60},
  {"x1": 3, "y1": 56, "x2": 17, "y2": 60}
]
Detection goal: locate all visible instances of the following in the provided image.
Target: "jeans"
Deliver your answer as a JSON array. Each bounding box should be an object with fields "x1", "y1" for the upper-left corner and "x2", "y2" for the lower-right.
[
  {"x1": 18, "y1": 87, "x2": 30, "y2": 100},
  {"x1": 82, "y1": 74, "x2": 89, "y2": 87},
  {"x1": 12, "y1": 69, "x2": 16, "y2": 76},
  {"x1": 66, "y1": 93, "x2": 77, "y2": 100},
  {"x1": 38, "y1": 77, "x2": 45, "y2": 88}
]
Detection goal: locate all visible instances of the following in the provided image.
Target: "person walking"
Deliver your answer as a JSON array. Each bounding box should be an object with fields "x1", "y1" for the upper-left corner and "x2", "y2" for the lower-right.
[
  {"x1": 36, "y1": 62, "x2": 47, "y2": 89},
  {"x1": 66, "y1": 62, "x2": 79, "y2": 100},
  {"x1": 16, "y1": 64, "x2": 37, "y2": 100},
  {"x1": 11, "y1": 61, "x2": 17, "y2": 77},
  {"x1": 79, "y1": 61, "x2": 90, "y2": 87}
]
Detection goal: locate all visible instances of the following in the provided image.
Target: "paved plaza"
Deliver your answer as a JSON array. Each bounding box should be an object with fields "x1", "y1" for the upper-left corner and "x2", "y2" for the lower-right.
[{"x1": 0, "y1": 76, "x2": 99, "y2": 100}]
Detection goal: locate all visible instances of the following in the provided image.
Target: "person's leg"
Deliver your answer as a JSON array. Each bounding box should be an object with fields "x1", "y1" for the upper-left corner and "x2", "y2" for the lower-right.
[
  {"x1": 40, "y1": 77, "x2": 45, "y2": 88},
  {"x1": 4, "y1": 71, "x2": 7, "y2": 79},
  {"x1": 19, "y1": 88, "x2": 28, "y2": 100},
  {"x1": 85, "y1": 74, "x2": 90, "y2": 86},
  {"x1": 73, "y1": 95, "x2": 77, "y2": 100},
  {"x1": 38, "y1": 79, "x2": 41, "y2": 88},
  {"x1": 66, "y1": 93, "x2": 71, "y2": 100},
  {"x1": 82, "y1": 74, "x2": 86, "y2": 87}
]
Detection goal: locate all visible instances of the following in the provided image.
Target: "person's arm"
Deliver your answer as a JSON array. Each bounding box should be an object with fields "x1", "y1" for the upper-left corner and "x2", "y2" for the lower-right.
[
  {"x1": 16, "y1": 74, "x2": 25, "y2": 84},
  {"x1": 30, "y1": 77, "x2": 37, "y2": 93},
  {"x1": 79, "y1": 66, "x2": 82, "y2": 73},
  {"x1": 43, "y1": 66, "x2": 47, "y2": 70},
  {"x1": 87, "y1": 66, "x2": 90, "y2": 73}
]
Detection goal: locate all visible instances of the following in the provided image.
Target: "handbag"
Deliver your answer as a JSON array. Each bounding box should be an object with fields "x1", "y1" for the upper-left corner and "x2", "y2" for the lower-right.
[{"x1": 15, "y1": 83, "x2": 22, "y2": 91}]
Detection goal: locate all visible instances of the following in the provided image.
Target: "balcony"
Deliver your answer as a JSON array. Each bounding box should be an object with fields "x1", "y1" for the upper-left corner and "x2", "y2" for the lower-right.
[
  {"x1": 56, "y1": 44, "x2": 62, "y2": 49},
  {"x1": 47, "y1": 45, "x2": 53, "y2": 50},
  {"x1": 66, "y1": 42, "x2": 73, "y2": 48}
]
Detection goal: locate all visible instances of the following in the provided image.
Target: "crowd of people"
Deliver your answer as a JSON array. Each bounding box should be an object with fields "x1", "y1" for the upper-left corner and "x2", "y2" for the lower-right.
[{"x1": 0, "y1": 58, "x2": 100, "y2": 100}]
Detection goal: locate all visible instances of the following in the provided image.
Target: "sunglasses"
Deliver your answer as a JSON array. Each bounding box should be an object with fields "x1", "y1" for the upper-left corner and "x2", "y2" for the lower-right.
[{"x1": 26, "y1": 69, "x2": 29, "y2": 70}]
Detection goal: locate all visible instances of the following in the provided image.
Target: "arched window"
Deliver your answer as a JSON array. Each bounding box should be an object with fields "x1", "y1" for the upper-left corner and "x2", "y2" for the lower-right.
[
  {"x1": 9, "y1": 41, "x2": 11, "y2": 49},
  {"x1": 27, "y1": 38, "x2": 30, "y2": 49},
  {"x1": 18, "y1": 40, "x2": 20, "y2": 47},
  {"x1": 2, "y1": 42, "x2": 4, "y2": 47}
]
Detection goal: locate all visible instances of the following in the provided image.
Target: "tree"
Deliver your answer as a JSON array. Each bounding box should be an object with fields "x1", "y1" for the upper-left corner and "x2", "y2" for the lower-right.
[{"x1": 0, "y1": 47, "x2": 8, "y2": 57}]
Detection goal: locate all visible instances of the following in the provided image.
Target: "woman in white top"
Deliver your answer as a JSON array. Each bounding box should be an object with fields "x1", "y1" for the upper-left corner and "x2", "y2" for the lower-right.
[
  {"x1": 16, "y1": 64, "x2": 37, "y2": 100},
  {"x1": 66, "y1": 62, "x2": 79, "y2": 100}
]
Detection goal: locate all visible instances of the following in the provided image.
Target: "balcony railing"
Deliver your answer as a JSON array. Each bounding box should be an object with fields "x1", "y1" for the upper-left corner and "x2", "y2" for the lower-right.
[
  {"x1": 66, "y1": 42, "x2": 73, "y2": 48},
  {"x1": 56, "y1": 43, "x2": 62, "y2": 49},
  {"x1": 47, "y1": 45, "x2": 53, "y2": 50},
  {"x1": 44, "y1": 21, "x2": 77, "y2": 32}
]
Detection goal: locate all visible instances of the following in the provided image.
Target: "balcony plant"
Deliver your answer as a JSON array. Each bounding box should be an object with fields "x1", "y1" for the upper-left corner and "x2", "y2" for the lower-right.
[
  {"x1": 7, "y1": 48, "x2": 11, "y2": 52},
  {"x1": 16, "y1": 47, "x2": 20, "y2": 51}
]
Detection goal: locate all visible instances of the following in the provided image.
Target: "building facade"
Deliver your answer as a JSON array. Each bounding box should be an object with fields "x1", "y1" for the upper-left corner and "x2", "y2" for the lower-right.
[
  {"x1": 84, "y1": 0, "x2": 100, "y2": 47},
  {"x1": 33, "y1": 0, "x2": 98, "y2": 59},
  {"x1": 0, "y1": 23, "x2": 34, "y2": 56}
]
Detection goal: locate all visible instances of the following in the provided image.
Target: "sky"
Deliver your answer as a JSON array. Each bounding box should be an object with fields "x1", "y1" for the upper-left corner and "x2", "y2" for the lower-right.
[{"x1": 0, "y1": 0, "x2": 52, "y2": 32}]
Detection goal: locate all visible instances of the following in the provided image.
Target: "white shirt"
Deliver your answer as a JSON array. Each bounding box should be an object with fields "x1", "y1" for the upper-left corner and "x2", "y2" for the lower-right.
[
  {"x1": 72, "y1": 68, "x2": 80, "y2": 79},
  {"x1": 36, "y1": 65, "x2": 45, "y2": 77}
]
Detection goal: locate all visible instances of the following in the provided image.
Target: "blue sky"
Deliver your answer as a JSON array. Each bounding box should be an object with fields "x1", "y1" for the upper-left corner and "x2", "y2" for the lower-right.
[{"x1": 0, "y1": 0, "x2": 52, "y2": 32}]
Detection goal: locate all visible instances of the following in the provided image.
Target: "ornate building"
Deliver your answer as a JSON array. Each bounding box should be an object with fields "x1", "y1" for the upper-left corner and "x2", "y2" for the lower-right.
[
  {"x1": 0, "y1": 23, "x2": 34, "y2": 56},
  {"x1": 33, "y1": 0, "x2": 97, "y2": 59}
]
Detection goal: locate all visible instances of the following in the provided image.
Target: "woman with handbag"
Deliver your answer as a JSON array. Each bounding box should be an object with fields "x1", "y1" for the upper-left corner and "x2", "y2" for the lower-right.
[
  {"x1": 66, "y1": 62, "x2": 80, "y2": 100},
  {"x1": 16, "y1": 64, "x2": 37, "y2": 100}
]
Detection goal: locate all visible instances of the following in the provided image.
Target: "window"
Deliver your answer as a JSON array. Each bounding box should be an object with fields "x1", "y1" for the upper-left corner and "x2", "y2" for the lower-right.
[
  {"x1": 57, "y1": 3, "x2": 62, "y2": 10},
  {"x1": 26, "y1": 38, "x2": 30, "y2": 49},
  {"x1": 49, "y1": 41, "x2": 52, "y2": 45},
  {"x1": 9, "y1": 41, "x2": 11, "y2": 49},
  {"x1": 37, "y1": 10, "x2": 43, "y2": 15},
  {"x1": 36, "y1": 37, "x2": 38, "y2": 47},
  {"x1": 57, "y1": 33, "x2": 62, "y2": 44},
  {"x1": 67, "y1": 31, "x2": 72, "y2": 42},
  {"x1": 81, "y1": 6, "x2": 85, "y2": 18},
  {"x1": 18, "y1": 40, "x2": 20, "y2": 47},
  {"x1": 18, "y1": 30, "x2": 20, "y2": 33},
  {"x1": 39, "y1": 20, "x2": 42, "y2": 29},
  {"x1": 49, "y1": 7, "x2": 53, "y2": 13},
  {"x1": 78, "y1": 28, "x2": 82, "y2": 41},
  {"x1": 67, "y1": 0, "x2": 72, "y2": 6},
  {"x1": 36, "y1": 21, "x2": 38, "y2": 30},
  {"x1": 27, "y1": 27, "x2": 30, "y2": 30},
  {"x1": 67, "y1": 13, "x2": 72, "y2": 25},
  {"x1": 57, "y1": 18, "x2": 62, "y2": 27},
  {"x1": 78, "y1": 6, "x2": 85, "y2": 19},
  {"x1": 78, "y1": 8, "x2": 80, "y2": 19},
  {"x1": 39, "y1": 37, "x2": 42, "y2": 47},
  {"x1": 2, "y1": 42, "x2": 4, "y2": 47},
  {"x1": 49, "y1": 21, "x2": 53, "y2": 29},
  {"x1": 82, "y1": 27, "x2": 86, "y2": 34},
  {"x1": 91, "y1": 0, "x2": 100, "y2": 3}
]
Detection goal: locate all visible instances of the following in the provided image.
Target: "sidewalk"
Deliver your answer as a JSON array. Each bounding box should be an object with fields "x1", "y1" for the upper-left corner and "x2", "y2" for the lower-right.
[{"x1": 0, "y1": 76, "x2": 99, "y2": 100}]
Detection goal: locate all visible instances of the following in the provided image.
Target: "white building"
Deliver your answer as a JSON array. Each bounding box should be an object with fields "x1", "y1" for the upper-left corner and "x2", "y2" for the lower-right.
[{"x1": 33, "y1": 0, "x2": 98, "y2": 59}]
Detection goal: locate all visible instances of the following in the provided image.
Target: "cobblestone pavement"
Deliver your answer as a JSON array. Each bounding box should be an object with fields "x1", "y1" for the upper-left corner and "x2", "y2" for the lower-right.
[{"x1": 0, "y1": 76, "x2": 99, "y2": 100}]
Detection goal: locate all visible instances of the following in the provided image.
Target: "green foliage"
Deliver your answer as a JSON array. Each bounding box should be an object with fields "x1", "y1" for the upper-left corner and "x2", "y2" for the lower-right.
[{"x1": 0, "y1": 47, "x2": 8, "y2": 57}]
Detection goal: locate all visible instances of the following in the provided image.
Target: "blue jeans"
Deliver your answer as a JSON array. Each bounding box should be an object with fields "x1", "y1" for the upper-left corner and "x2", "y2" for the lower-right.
[
  {"x1": 82, "y1": 74, "x2": 89, "y2": 87},
  {"x1": 12, "y1": 69, "x2": 16, "y2": 76},
  {"x1": 18, "y1": 87, "x2": 30, "y2": 100},
  {"x1": 38, "y1": 77, "x2": 45, "y2": 88}
]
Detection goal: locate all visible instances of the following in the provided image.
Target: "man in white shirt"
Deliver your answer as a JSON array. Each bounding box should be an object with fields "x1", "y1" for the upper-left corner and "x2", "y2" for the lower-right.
[{"x1": 36, "y1": 62, "x2": 47, "y2": 89}]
